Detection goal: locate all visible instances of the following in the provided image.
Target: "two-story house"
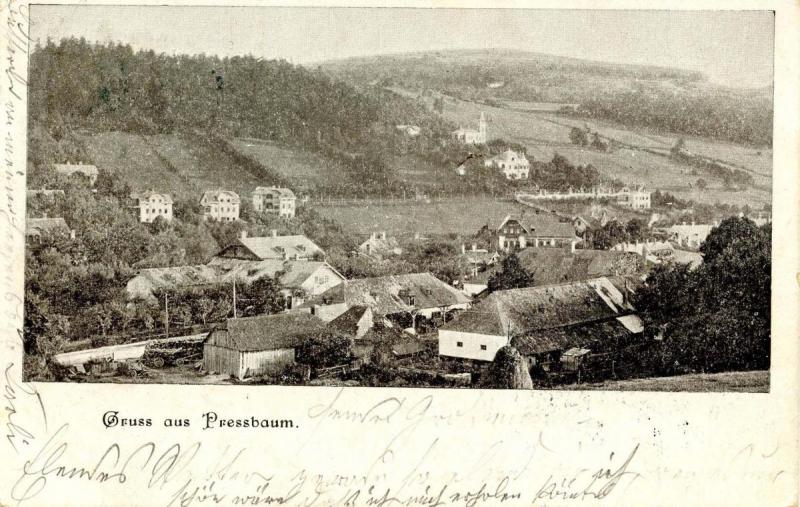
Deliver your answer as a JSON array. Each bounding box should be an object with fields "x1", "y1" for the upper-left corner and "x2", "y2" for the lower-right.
[
  {"x1": 133, "y1": 191, "x2": 173, "y2": 223},
  {"x1": 484, "y1": 149, "x2": 531, "y2": 180},
  {"x1": 252, "y1": 187, "x2": 297, "y2": 218},
  {"x1": 201, "y1": 189, "x2": 240, "y2": 222}
]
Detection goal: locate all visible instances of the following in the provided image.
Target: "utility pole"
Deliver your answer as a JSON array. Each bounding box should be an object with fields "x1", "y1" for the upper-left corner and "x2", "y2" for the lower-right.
[
  {"x1": 164, "y1": 292, "x2": 169, "y2": 339},
  {"x1": 232, "y1": 279, "x2": 238, "y2": 319}
]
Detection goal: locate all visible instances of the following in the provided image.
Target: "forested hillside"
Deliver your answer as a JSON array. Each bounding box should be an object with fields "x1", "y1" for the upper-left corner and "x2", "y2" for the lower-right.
[
  {"x1": 322, "y1": 49, "x2": 773, "y2": 146},
  {"x1": 27, "y1": 38, "x2": 455, "y2": 195}
]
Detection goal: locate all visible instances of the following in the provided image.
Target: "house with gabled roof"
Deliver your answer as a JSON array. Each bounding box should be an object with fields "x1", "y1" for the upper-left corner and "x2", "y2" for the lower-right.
[
  {"x1": 26, "y1": 216, "x2": 72, "y2": 243},
  {"x1": 484, "y1": 149, "x2": 530, "y2": 180},
  {"x1": 438, "y1": 276, "x2": 643, "y2": 363},
  {"x1": 252, "y1": 187, "x2": 297, "y2": 218},
  {"x1": 201, "y1": 189, "x2": 240, "y2": 222},
  {"x1": 359, "y1": 231, "x2": 402, "y2": 259},
  {"x1": 54, "y1": 162, "x2": 99, "y2": 186},
  {"x1": 211, "y1": 230, "x2": 325, "y2": 263},
  {"x1": 298, "y1": 272, "x2": 472, "y2": 329},
  {"x1": 132, "y1": 190, "x2": 173, "y2": 223},
  {"x1": 203, "y1": 313, "x2": 325, "y2": 379},
  {"x1": 496, "y1": 213, "x2": 578, "y2": 251},
  {"x1": 126, "y1": 258, "x2": 343, "y2": 308}
]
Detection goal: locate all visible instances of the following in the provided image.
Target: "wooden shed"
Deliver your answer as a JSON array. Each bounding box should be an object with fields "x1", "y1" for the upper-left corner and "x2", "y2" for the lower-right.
[{"x1": 203, "y1": 313, "x2": 324, "y2": 380}]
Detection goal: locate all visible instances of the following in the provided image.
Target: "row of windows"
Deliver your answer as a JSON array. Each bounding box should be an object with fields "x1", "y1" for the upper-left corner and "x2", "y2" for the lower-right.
[
  {"x1": 146, "y1": 208, "x2": 170, "y2": 214},
  {"x1": 455, "y1": 341, "x2": 487, "y2": 351}
]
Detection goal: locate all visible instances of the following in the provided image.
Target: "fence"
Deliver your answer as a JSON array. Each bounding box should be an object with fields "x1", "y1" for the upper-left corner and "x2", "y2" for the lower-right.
[{"x1": 308, "y1": 193, "x2": 519, "y2": 207}]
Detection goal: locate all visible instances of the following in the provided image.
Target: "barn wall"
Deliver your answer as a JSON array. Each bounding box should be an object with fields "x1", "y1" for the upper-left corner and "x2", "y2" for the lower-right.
[
  {"x1": 438, "y1": 329, "x2": 508, "y2": 362},
  {"x1": 240, "y1": 349, "x2": 295, "y2": 379},
  {"x1": 203, "y1": 343, "x2": 242, "y2": 378}
]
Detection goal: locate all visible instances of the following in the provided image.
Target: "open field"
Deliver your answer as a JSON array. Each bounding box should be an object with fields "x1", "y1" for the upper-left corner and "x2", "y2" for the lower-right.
[
  {"x1": 312, "y1": 197, "x2": 538, "y2": 236},
  {"x1": 79, "y1": 131, "x2": 269, "y2": 201},
  {"x1": 230, "y1": 137, "x2": 344, "y2": 192},
  {"x1": 557, "y1": 370, "x2": 769, "y2": 393},
  {"x1": 435, "y1": 94, "x2": 772, "y2": 208}
]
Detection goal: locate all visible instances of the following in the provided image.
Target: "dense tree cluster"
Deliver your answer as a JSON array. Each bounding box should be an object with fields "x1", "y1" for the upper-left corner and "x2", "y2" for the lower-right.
[
  {"x1": 487, "y1": 253, "x2": 535, "y2": 292},
  {"x1": 29, "y1": 38, "x2": 456, "y2": 197},
  {"x1": 634, "y1": 217, "x2": 770, "y2": 373}
]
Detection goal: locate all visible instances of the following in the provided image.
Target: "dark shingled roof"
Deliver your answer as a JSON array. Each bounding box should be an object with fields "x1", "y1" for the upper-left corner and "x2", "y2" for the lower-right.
[
  {"x1": 441, "y1": 277, "x2": 635, "y2": 336},
  {"x1": 327, "y1": 305, "x2": 371, "y2": 336},
  {"x1": 205, "y1": 313, "x2": 325, "y2": 351},
  {"x1": 512, "y1": 318, "x2": 637, "y2": 356},
  {"x1": 300, "y1": 273, "x2": 471, "y2": 316}
]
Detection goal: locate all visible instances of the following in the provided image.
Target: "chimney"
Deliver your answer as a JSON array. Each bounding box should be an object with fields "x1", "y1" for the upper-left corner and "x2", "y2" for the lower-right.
[
  {"x1": 240, "y1": 230, "x2": 247, "y2": 240},
  {"x1": 570, "y1": 240, "x2": 576, "y2": 254},
  {"x1": 271, "y1": 229, "x2": 278, "y2": 238},
  {"x1": 461, "y1": 244, "x2": 466, "y2": 254},
  {"x1": 471, "y1": 244, "x2": 477, "y2": 252}
]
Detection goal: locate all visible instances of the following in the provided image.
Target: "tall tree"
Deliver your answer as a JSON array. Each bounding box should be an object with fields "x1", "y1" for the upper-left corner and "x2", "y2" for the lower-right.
[{"x1": 488, "y1": 253, "x2": 534, "y2": 292}]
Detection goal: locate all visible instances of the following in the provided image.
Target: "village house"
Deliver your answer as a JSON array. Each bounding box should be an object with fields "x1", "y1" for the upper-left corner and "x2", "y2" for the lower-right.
[
  {"x1": 210, "y1": 231, "x2": 325, "y2": 263},
  {"x1": 203, "y1": 313, "x2": 325, "y2": 380},
  {"x1": 438, "y1": 277, "x2": 643, "y2": 367},
  {"x1": 484, "y1": 149, "x2": 531, "y2": 180},
  {"x1": 616, "y1": 186, "x2": 651, "y2": 210},
  {"x1": 668, "y1": 222, "x2": 715, "y2": 249},
  {"x1": 359, "y1": 231, "x2": 402, "y2": 259},
  {"x1": 126, "y1": 259, "x2": 343, "y2": 309},
  {"x1": 495, "y1": 214, "x2": 579, "y2": 251},
  {"x1": 452, "y1": 112, "x2": 487, "y2": 145},
  {"x1": 132, "y1": 191, "x2": 173, "y2": 223},
  {"x1": 297, "y1": 272, "x2": 472, "y2": 331},
  {"x1": 26, "y1": 216, "x2": 73, "y2": 243},
  {"x1": 54, "y1": 162, "x2": 99, "y2": 186},
  {"x1": 461, "y1": 247, "x2": 645, "y2": 296},
  {"x1": 125, "y1": 265, "x2": 221, "y2": 301},
  {"x1": 251, "y1": 187, "x2": 296, "y2": 218},
  {"x1": 458, "y1": 244, "x2": 500, "y2": 296},
  {"x1": 218, "y1": 259, "x2": 345, "y2": 309},
  {"x1": 201, "y1": 189, "x2": 240, "y2": 222},
  {"x1": 327, "y1": 306, "x2": 374, "y2": 340},
  {"x1": 396, "y1": 125, "x2": 421, "y2": 137}
]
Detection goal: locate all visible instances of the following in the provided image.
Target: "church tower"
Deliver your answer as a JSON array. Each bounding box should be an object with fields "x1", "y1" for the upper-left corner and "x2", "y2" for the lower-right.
[{"x1": 478, "y1": 112, "x2": 487, "y2": 142}]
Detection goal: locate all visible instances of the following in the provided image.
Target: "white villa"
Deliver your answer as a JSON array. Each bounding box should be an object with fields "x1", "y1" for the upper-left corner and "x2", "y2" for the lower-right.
[
  {"x1": 133, "y1": 191, "x2": 173, "y2": 223},
  {"x1": 201, "y1": 189, "x2": 240, "y2": 222},
  {"x1": 252, "y1": 187, "x2": 296, "y2": 218},
  {"x1": 484, "y1": 149, "x2": 530, "y2": 180}
]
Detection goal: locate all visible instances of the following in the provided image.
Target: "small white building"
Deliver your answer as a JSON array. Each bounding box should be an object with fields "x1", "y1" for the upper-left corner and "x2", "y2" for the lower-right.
[
  {"x1": 668, "y1": 222, "x2": 715, "y2": 249},
  {"x1": 452, "y1": 112, "x2": 487, "y2": 145},
  {"x1": 359, "y1": 231, "x2": 402, "y2": 259},
  {"x1": 438, "y1": 277, "x2": 641, "y2": 363},
  {"x1": 616, "y1": 187, "x2": 651, "y2": 210},
  {"x1": 484, "y1": 149, "x2": 530, "y2": 180},
  {"x1": 133, "y1": 191, "x2": 173, "y2": 223},
  {"x1": 54, "y1": 163, "x2": 99, "y2": 186},
  {"x1": 201, "y1": 189, "x2": 240, "y2": 222},
  {"x1": 252, "y1": 187, "x2": 296, "y2": 218}
]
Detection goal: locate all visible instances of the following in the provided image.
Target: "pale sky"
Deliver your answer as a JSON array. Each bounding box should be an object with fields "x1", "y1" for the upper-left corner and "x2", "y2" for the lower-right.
[{"x1": 30, "y1": 6, "x2": 774, "y2": 88}]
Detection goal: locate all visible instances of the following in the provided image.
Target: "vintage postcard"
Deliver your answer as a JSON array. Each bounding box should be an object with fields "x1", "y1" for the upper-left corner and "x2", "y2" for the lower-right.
[{"x1": 1, "y1": 2, "x2": 798, "y2": 506}]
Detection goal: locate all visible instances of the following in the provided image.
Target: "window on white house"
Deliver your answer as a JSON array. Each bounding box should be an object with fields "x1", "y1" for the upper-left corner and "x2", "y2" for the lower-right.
[
  {"x1": 456, "y1": 341, "x2": 463, "y2": 347},
  {"x1": 480, "y1": 345, "x2": 487, "y2": 351}
]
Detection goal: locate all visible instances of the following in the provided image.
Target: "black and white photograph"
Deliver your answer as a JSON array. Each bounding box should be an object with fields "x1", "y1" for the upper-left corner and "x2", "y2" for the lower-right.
[{"x1": 23, "y1": 6, "x2": 773, "y2": 391}]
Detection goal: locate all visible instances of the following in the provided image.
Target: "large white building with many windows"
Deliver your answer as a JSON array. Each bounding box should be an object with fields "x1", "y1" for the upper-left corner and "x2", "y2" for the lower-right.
[
  {"x1": 484, "y1": 149, "x2": 531, "y2": 180},
  {"x1": 252, "y1": 187, "x2": 296, "y2": 218},
  {"x1": 133, "y1": 191, "x2": 173, "y2": 223},
  {"x1": 201, "y1": 189, "x2": 240, "y2": 222}
]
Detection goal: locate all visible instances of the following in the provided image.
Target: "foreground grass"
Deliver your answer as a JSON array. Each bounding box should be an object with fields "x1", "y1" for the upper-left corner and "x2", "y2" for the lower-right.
[{"x1": 556, "y1": 370, "x2": 769, "y2": 393}]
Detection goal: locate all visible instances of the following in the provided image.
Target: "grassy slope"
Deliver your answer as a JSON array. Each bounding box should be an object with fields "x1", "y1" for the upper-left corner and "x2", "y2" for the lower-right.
[
  {"x1": 79, "y1": 132, "x2": 278, "y2": 201},
  {"x1": 556, "y1": 370, "x2": 769, "y2": 393},
  {"x1": 437, "y1": 94, "x2": 771, "y2": 208}
]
